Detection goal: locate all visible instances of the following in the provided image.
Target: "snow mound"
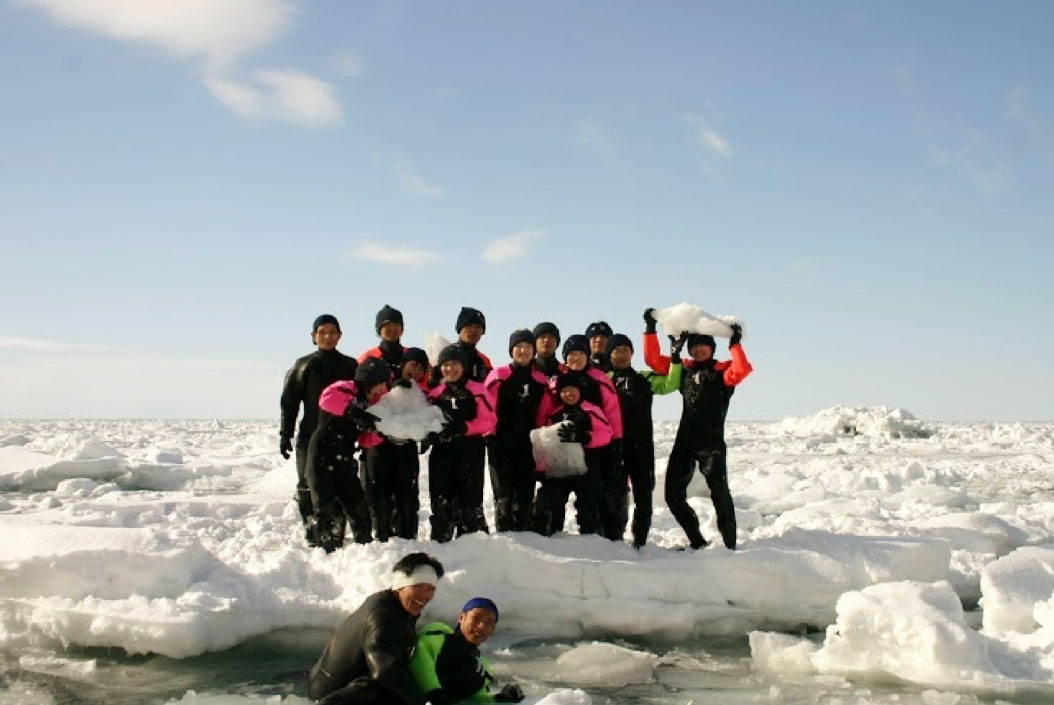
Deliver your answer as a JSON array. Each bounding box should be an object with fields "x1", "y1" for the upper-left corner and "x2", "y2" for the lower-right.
[
  {"x1": 371, "y1": 384, "x2": 445, "y2": 441},
  {"x1": 653, "y1": 302, "x2": 742, "y2": 339},
  {"x1": 781, "y1": 405, "x2": 933, "y2": 439},
  {"x1": 980, "y1": 545, "x2": 1054, "y2": 633}
]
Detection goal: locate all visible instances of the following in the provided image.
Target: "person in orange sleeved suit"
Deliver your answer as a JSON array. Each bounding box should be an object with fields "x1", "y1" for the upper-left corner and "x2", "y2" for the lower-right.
[{"x1": 642, "y1": 309, "x2": 753, "y2": 550}]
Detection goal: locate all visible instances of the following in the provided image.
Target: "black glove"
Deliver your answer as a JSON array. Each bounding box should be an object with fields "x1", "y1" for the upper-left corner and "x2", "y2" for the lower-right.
[
  {"x1": 392, "y1": 378, "x2": 413, "y2": 389},
  {"x1": 557, "y1": 423, "x2": 589, "y2": 445},
  {"x1": 494, "y1": 683, "x2": 525, "y2": 703},
  {"x1": 669, "y1": 331, "x2": 688, "y2": 363},
  {"x1": 345, "y1": 402, "x2": 380, "y2": 432},
  {"x1": 729, "y1": 323, "x2": 742, "y2": 347},
  {"x1": 643, "y1": 307, "x2": 657, "y2": 334},
  {"x1": 440, "y1": 419, "x2": 466, "y2": 441},
  {"x1": 279, "y1": 435, "x2": 293, "y2": 460}
]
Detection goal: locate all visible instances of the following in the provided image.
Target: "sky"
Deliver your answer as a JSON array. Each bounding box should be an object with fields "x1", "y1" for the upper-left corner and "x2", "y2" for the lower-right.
[{"x1": 1, "y1": 0, "x2": 1052, "y2": 421}]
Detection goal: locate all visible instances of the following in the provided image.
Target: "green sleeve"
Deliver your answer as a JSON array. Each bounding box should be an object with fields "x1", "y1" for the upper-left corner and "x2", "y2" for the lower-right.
[
  {"x1": 471, "y1": 656, "x2": 496, "y2": 702},
  {"x1": 646, "y1": 361, "x2": 682, "y2": 395},
  {"x1": 410, "y1": 622, "x2": 450, "y2": 697}
]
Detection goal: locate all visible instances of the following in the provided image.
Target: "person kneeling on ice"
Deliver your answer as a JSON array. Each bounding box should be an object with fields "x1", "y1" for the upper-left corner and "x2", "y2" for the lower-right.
[
  {"x1": 531, "y1": 372, "x2": 613, "y2": 536},
  {"x1": 306, "y1": 357, "x2": 391, "y2": 551},
  {"x1": 425, "y1": 345, "x2": 497, "y2": 542},
  {"x1": 643, "y1": 309, "x2": 753, "y2": 550},
  {"x1": 308, "y1": 552, "x2": 445, "y2": 705},
  {"x1": 410, "y1": 597, "x2": 525, "y2": 705}
]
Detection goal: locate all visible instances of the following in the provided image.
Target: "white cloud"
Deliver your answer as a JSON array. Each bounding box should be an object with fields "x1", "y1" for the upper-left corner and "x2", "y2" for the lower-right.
[
  {"x1": 19, "y1": 0, "x2": 293, "y2": 69},
  {"x1": 926, "y1": 137, "x2": 1015, "y2": 196},
  {"x1": 0, "y1": 337, "x2": 113, "y2": 351},
  {"x1": 374, "y1": 154, "x2": 446, "y2": 197},
  {"x1": 481, "y1": 230, "x2": 547, "y2": 264},
  {"x1": 20, "y1": 0, "x2": 344, "y2": 128},
  {"x1": 684, "y1": 114, "x2": 733, "y2": 157},
  {"x1": 205, "y1": 70, "x2": 342, "y2": 128},
  {"x1": 576, "y1": 118, "x2": 616, "y2": 157},
  {"x1": 351, "y1": 241, "x2": 442, "y2": 267}
]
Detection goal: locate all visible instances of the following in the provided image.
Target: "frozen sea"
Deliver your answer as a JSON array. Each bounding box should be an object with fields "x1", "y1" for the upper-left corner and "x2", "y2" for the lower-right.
[{"x1": 2, "y1": 407, "x2": 1054, "y2": 705}]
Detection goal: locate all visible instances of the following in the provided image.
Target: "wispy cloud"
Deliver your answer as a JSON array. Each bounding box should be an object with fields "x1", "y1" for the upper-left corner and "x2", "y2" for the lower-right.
[
  {"x1": 374, "y1": 154, "x2": 447, "y2": 197},
  {"x1": 204, "y1": 70, "x2": 342, "y2": 128},
  {"x1": 926, "y1": 127, "x2": 1015, "y2": 196},
  {"x1": 19, "y1": 0, "x2": 342, "y2": 128},
  {"x1": 684, "y1": 114, "x2": 733, "y2": 158},
  {"x1": 1004, "y1": 84, "x2": 1048, "y2": 136},
  {"x1": 351, "y1": 242, "x2": 442, "y2": 267},
  {"x1": 481, "y1": 230, "x2": 547, "y2": 264},
  {"x1": 575, "y1": 118, "x2": 616, "y2": 158},
  {"x1": 0, "y1": 337, "x2": 114, "y2": 351}
]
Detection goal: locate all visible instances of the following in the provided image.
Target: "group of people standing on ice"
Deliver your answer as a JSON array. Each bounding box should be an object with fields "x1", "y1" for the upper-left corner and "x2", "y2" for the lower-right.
[{"x1": 280, "y1": 304, "x2": 752, "y2": 552}]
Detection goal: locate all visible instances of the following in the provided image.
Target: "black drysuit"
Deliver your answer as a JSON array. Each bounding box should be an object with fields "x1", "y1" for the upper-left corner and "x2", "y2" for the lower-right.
[
  {"x1": 428, "y1": 380, "x2": 490, "y2": 542},
  {"x1": 487, "y1": 363, "x2": 547, "y2": 531},
  {"x1": 610, "y1": 367, "x2": 664, "y2": 547},
  {"x1": 532, "y1": 404, "x2": 603, "y2": 536},
  {"x1": 306, "y1": 410, "x2": 372, "y2": 551},
  {"x1": 280, "y1": 349, "x2": 357, "y2": 529},
  {"x1": 307, "y1": 590, "x2": 427, "y2": 705}
]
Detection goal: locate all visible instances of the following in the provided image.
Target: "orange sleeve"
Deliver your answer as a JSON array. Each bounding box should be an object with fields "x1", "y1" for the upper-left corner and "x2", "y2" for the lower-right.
[
  {"x1": 722, "y1": 344, "x2": 753, "y2": 387},
  {"x1": 642, "y1": 332, "x2": 671, "y2": 375}
]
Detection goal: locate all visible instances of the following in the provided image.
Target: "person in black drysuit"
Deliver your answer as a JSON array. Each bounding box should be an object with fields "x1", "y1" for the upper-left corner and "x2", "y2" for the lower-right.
[
  {"x1": 280, "y1": 314, "x2": 357, "y2": 544},
  {"x1": 606, "y1": 332, "x2": 682, "y2": 548},
  {"x1": 532, "y1": 321, "x2": 564, "y2": 380},
  {"x1": 428, "y1": 308, "x2": 493, "y2": 536},
  {"x1": 660, "y1": 325, "x2": 753, "y2": 550},
  {"x1": 585, "y1": 320, "x2": 613, "y2": 372},
  {"x1": 306, "y1": 358, "x2": 390, "y2": 552},
  {"x1": 308, "y1": 552, "x2": 444, "y2": 705},
  {"x1": 484, "y1": 329, "x2": 548, "y2": 532},
  {"x1": 359, "y1": 305, "x2": 419, "y2": 541}
]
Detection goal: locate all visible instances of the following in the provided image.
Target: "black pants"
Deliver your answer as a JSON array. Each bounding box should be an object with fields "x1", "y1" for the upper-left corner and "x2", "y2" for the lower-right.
[
  {"x1": 295, "y1": 442, "x2": 313, "y2": 530},
  {"x1": 598, "y1": 442, "x2": 629, "y2": 542},
  {"x1": 488, "y1": 437, "x2": 537, "y2": 532},
  {"x1": 364, "y1": 440, "x2": 420, "y2": 541},
  {"x1": 623, "y1": 434, "x2": 655, "y2": 547},
  {"x1": 429, "y1": 436, "x2": 488, "y2": 542},
  {"x1": 306, "y1": 431, "x2": 372, "y2": 551},
  {"x1": 532, "y1": 449, "x2": 602, "y2": 536},
  {"x1": 664, "y1": 433, "x2": 736, "y2": 549}
]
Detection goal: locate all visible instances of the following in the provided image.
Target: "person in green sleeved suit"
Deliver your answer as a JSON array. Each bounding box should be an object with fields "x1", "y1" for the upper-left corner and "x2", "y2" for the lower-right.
[
  {"x1": 606, "y1": 332, "x2": 683, "y2": 548},
  {"x1": 410, "y1": 598, "x2": 524, "y2": 705}
]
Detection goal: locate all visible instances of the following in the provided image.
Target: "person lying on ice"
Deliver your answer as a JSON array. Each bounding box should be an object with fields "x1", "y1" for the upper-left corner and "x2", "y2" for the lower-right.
[
  {"x1": 410, "y1": 597, "x2": 525, "y2": 704},
  {"x1": 308, "y1": 552, "x2": 445, "y2": 705}
]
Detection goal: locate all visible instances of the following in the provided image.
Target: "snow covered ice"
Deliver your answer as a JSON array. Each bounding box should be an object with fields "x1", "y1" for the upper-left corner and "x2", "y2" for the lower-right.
[{"x1": 2, "y1": 408, "x2": 1054, "y2": 704}]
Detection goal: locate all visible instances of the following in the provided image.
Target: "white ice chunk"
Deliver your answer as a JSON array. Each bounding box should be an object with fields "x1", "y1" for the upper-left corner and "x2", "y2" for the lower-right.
[
  {"x1": 425, "y1": 332, "x2": 453, "y2": 370},
  {"x1": 530, "y1": 423, "x2": 586, "y2": 478},
  {"x1": 780, "y1": 405, "x2": 933, "y2": 439},
  {"x1": 554, "y1": 642, "x2": 659, "y2": 686},
  {"x1": 749, "y1": 630, "x2": 819, "y2": 675},
  {"x1": 980, "y1": 545, "x2": 1054, "y2": 633},
  {"x1": 371, "y1": 384, "x2": 445, "y2": 441},
  {"x1": 534, "y1": 690, "x2": 591, "y2": 705},
  {"x1": 654, "y1": 302, "x2": 743, "y2": 339}
]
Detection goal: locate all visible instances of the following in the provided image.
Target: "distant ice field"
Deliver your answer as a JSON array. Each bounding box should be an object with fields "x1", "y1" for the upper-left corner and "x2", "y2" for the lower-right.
[{"x1": 1, "y1": 409, "x2": 1053, "y2": 704}]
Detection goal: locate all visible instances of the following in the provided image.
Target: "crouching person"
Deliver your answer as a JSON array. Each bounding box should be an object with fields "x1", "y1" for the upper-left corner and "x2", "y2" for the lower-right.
[
  {"x1": 307, "y1": 358, "x2": 392, "y2": 551},
  {"x1": 308, "y1": 552, "x2": 445, "y2": 705},
  {"x1": 410, "y1": 598, "x2": 525, "y2": 705},
  {"x1": 532, "y1": 373, "x2": 613, "y2": 536}
]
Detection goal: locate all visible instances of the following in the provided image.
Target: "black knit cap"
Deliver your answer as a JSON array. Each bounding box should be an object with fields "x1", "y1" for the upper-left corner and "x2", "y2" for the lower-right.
[
  {"x1": 532, "y1": 321, "x2": 561, "y2": 344},
  {"x1": 374, "y1": 304, "x2": 404, "y2": 334},
  {"x1": 455, "y1": 307, "x2": 486, "y2": 334},
  {"x1": 562, "y1": 334, "x2": 590, "y2": 360},
  {"x1": 355, "y1": 357, "x2": 391, "y2": 388},
  {"x1": 437, "y1": 344, "x2": 469, "y2": 368},
  {"x1": 555, "y1": 372, "x2": 584, "y2": 394},
  {"x1": 403, "y1": 347, "x2": 429, "y2": 367},
  {"x1": 605, "y1": 333, "x2": 634, "y2": 356},
  {"x1": 687, "y1": 333, "x2": 716, "y2": 351},
  {"x1": 585, "y1": 321, "x2": 613, "y2": 339},
  {"x1": 508, "y1": 329, "x2": 536, "y2": 355},
  {"x1": 312, "y1": 314, "x2": 341, "y2": 332}
]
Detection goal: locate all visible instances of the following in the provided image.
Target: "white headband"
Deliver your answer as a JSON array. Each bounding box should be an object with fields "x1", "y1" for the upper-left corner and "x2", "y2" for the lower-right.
[{"x1": 392, "y1": 564, "x2": 440, "y2": 591}]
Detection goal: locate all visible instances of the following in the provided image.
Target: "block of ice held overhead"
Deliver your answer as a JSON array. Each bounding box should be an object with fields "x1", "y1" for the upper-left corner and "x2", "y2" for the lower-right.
[
  {"x1": 654, "y1": 302, "x2": 743, "y2": 338},
  {"x1": 530, "y1": 423, "x2": 586, "y2": 477},
  {"x1": 371, "y1": 384, "x2": 445, "y2": 441},
  {"x1": 980, "y1": 545, "x2": 1054, "y2": 633}
]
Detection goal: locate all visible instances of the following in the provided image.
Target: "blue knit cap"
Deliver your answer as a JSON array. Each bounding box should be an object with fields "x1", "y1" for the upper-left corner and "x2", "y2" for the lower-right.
[{"x1": 461, "y1": 597, "x2": 499, "y2": 621}]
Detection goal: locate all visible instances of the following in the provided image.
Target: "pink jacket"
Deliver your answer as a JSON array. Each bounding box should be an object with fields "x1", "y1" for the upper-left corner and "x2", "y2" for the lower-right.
[
  {"x1": 317, "y1": 380, "x2": 385, "y2": 448},
  {"x1": 426, "y1": 379, "x2": 497, "y2": 437},
  {"x1": 544, "y1": 400, "x2": 613, "y2": 449},
  {"x1": 484, "y1": 364, "x2": 549, "y2": 409},
  {"x1": 537, "y1": 367, "x2": 623, "y2": 440}
]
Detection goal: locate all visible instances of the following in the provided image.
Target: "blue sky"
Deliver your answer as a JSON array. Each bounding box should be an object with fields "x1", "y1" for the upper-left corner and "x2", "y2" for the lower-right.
[{"x1": 1, "y1": 1, "x2": 1051, "y2": 420}]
